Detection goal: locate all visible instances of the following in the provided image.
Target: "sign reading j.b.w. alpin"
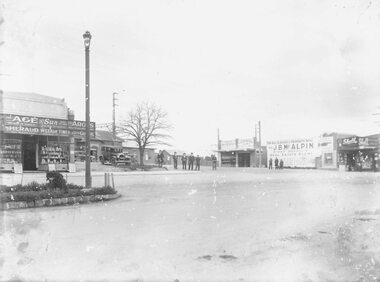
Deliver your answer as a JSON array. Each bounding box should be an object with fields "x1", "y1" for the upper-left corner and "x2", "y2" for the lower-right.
[{"x1": 266, "y1": 138, "x2": 319, "y2": 168}]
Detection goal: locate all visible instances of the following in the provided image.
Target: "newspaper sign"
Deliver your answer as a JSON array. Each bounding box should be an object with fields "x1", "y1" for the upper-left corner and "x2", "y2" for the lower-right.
[{"x1": 0, "y1": 114, "x2": 95, "y2": 137}]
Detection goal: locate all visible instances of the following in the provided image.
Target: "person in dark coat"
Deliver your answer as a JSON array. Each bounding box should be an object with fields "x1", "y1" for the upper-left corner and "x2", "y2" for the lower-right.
[
  {"x1": 157, "y1": 150, "x2": 162, "y2": 167},
  {"x1": 195, "y1": 155, "x2": 201, "y2": 171},
  {"x1": 268, "y1": 158, "x2": 273, "y2": 170},
  {"x1": 279, "y1": 159, "x2": 284, "y2": 169},
  {"x1": 188, "y1": 153, "x2": 194, "y2": 170},
  {"x1": 211, "y1": 154, "x2": 217, "y2": 170},
  {"x1": 173, "y1": 152, "x2": 178, "y2": 169},
  {"x1": 181, "y1": 153, "x2": 187, "y2": 170},
  {"x1": 159, "y1": 150, "x2": 165, "y2": 167},
  {"x1": 161, "y1": 151, "x2": 165, "y2": 166},
  {"x1": 274, "y1": 158, "x2": 279, "y2": 169}
]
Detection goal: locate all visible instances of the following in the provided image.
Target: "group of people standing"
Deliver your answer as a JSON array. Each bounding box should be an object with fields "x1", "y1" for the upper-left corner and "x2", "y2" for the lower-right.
[
  {"x1": 157, "y1": 150, "x2": 165, "y2": 168},
  {"x1": 268, "y1": 158, "x2": 284, "y2": 170},
  {"x1": 157, "y1": 150, "x2": 218, "y2": 171},
  {"x1": 172, "y1": 152, "x2": 201, "y2": 171}
]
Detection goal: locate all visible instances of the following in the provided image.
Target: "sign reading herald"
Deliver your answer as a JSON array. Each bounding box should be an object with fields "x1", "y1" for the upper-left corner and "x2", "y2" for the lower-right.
[{"x1": 0, "y1": 114, "x2": 95, "y2": 137}]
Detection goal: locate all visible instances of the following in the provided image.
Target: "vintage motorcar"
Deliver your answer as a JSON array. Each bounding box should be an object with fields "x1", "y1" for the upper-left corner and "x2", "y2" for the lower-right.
[{"x1": 110, "y1": 153, "x2": 131, "y2": 166}]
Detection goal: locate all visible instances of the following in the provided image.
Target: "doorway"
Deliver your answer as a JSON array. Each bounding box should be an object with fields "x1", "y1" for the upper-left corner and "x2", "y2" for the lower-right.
[
  {"x1": 22, "y1": 136, "x2": 37, "y2": 170},
  {"x1": 238, "y1": 153, "x2": 251, "y2": 167}
]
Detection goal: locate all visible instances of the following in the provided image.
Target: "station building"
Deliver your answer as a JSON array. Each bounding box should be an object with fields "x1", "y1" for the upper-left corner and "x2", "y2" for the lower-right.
[
  {"x1": 216, "y1": 138, "x2": 267, "y2": 168},
  {"x1": 0, "y1": 91, "x2": 95, "y2": 172}
]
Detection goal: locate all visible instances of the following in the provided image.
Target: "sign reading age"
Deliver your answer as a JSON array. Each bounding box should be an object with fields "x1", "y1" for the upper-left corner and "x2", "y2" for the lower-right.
[{"x1": 0, "y1": 114, "x2": 95, "y2": 137}]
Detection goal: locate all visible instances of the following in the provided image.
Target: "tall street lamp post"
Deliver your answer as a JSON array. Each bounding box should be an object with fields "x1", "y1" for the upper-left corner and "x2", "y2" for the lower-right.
[{"x1": 83, "y1": 31, "x2": 92, "y2": 188}]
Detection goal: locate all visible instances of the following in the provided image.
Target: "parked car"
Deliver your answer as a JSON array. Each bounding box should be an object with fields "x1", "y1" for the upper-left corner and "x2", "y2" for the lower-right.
[{"x1": 111, "y1": 153, "x2": 131, "y2": 166}]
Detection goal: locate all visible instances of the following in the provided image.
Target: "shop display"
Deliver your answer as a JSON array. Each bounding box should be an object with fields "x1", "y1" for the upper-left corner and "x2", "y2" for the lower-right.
[
  {"x1": 40, "y1": 142, "x2": 68, "y2": 165},
  {"x1": 74, "y1": 141, "x2": 85, "y2": 161},
  {"x1": 0, "y1": 139, "x2": 22, "y2": 168}
]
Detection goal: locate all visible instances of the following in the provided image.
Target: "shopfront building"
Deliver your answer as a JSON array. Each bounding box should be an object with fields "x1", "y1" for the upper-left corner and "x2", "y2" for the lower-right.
[
  {"x1": 216, "y1": 138, "x2": 266, "y2": 168},
  {"x1": 0, "y1": 91, "x2": 95, "y2": 172},
  {"x1": 0, "y1": 114, "x2": 95, "y2": 172},
  {"x1": 337, "y1": 135, "x2": 380, "y2": 172}
]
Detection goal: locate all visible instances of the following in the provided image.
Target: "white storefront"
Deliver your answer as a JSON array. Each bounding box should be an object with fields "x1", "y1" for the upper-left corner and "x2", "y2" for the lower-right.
[{"x1": 266, "y1": 137, "x2": 334, "y2": 168}]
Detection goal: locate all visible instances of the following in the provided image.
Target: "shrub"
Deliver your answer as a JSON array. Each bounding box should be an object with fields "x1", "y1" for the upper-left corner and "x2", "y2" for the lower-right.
[
  {"x1": 0, "y1": 182, "x2": 49, "y2": 193},
  {"x1": 0, "y1": 185, "x2": 12, "y2": 193},
  {"x1": 24, "y1": 181, "x2": 39, "y2": 191},
  {"x1": 66, "y1": 183, "x2": 84, "y2": 190},
  {"x1": 93, "y1": 186, "x2": 117, "y2": 195},
  {"x1": 1, "y1": 182, "x2": 80, "y2": 193},
  {"x1": 46, "y1": 171, "x2": 67, "y2": 192}
]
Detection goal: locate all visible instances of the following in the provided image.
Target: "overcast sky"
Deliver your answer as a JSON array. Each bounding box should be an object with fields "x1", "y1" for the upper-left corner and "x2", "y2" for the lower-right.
[{"x1": 2, "y1": 0, "x2": 380, "y2": 154}]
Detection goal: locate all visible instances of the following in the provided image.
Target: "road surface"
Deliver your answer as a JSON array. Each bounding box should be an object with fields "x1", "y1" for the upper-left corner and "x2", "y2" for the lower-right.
[{"x1": 1, "y1": 168, "x2": 380, "y2": 281}]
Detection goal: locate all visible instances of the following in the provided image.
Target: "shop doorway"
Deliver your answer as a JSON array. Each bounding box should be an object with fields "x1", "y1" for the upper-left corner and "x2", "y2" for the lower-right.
[
  {"x1": 238, "y1": 153, "x2": 250, "y2": 167},
  {"x1": 22, "y1": 136, "x2": 37, "y2": 170}
]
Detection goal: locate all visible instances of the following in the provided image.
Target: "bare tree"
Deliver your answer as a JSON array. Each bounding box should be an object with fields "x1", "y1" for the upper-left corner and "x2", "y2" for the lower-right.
[{"x1": 118, "y1": 102, "x2": 172, "y2": 166}]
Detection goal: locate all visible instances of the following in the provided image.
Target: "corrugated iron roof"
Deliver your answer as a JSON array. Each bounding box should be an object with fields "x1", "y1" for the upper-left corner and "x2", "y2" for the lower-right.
[{"x1": 95, "y1": 130, "x2": 123, "y2": 142}]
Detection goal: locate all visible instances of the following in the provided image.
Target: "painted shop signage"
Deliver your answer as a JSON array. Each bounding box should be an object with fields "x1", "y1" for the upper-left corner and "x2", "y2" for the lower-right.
[
  {"x1": 339, "y1": 136, "x2": 369, "y2": 147},
  {"x1": 220, "y1": 138, "x2": 256, "y2": 151},
  {"x1": 0, "y1": 114, "x2": 95, "y2": 137},
  {"x1": 266, "y1": 138, "x2": 319, "y2": 168}
]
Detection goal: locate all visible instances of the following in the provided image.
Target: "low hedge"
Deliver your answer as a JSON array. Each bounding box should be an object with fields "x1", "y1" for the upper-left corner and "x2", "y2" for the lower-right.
[{"x1": 0, "y1": 186, "x2": 117, "y2": 203}]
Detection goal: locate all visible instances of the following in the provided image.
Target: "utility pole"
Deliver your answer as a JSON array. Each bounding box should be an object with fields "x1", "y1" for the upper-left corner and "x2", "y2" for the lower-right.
[
  {"x1": 254, "y1": 124, "x2": 258, "y2": 148},
  {"x1": 112, "y1": 92, "x2": 117, "y2": 140},
  {"x1": 112, "y1": 90, "x2": 125, "y2": 140},
  {"x1": 83, "y1": 31, "x2": 92, "y2": 188},
  {"x1": 217, "y1": 128, "x2": 220, "y2": 150},
  {"x1": 258, "y1": 121, "x2": 262, "y2": 168}
]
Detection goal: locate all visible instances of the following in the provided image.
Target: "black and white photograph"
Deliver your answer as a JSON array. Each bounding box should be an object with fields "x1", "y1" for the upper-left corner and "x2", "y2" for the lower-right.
[{"x1": 1, "y1": 0, "x2": 380, "y2": 281}]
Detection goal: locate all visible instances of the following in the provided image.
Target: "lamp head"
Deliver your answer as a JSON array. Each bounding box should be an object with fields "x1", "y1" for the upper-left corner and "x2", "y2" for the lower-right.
[{"x1": 83, "y1": 31, "x2": 92, "y2": 48}]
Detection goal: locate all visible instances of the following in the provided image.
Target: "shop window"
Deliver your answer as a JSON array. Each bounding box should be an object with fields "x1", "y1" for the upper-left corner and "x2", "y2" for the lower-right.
[
  {"x1": 324, "y1": 153, "x2": 333, "y2": 165},
  {"x1": 0, "y1": 139, "x2": 22, "y2": 170},
  {"x1": 47, "y1": 136, "x2": 58, "y2": 142},
  {"x1": 40, "y1": 142, "x2": 69, "y2": 165}
]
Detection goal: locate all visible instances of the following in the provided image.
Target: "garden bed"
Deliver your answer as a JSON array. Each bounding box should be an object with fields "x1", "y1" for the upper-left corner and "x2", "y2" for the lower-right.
[{"x1": 0, "y1": 172, "x2": 121, "y2": 210}]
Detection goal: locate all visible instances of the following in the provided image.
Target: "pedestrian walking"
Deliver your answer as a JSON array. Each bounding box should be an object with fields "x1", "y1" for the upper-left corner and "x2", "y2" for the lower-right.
[
  {"x1": 195, "y1": 155, "x2": 201, "y2": 171},
  {"x1": 188, "y1": 153, "x2": 194, "y2": 170},
  {"x1": 181, "y1": 153, "x2": 187, "y2": 170},
  {"x1": 173, "y1": 152, "x2": 178, "y2": 169},
  {"x1": 274, "y1": 158, "x2": 279, "y2": 170},
  {"x1": 268, "y1": 158, "x2": 273, "y2": 170},
  {"x1": 160, "y1": 150, "x2": 165, "y2": 167},
  {"x1": 279, "y1": 159, "x2": 284, "y2": 169},
  {"x1": 157, "y1": 150, "x2": 162, "y2": 167},
  {"x1": 212, "y1": 154, "x2": 217, "y2": 170}
]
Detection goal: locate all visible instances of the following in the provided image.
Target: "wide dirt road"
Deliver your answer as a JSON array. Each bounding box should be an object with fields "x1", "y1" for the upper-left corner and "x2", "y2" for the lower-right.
[{"x1": 1, "y1": 168, "x2": 380, "y2": 281}]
